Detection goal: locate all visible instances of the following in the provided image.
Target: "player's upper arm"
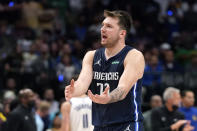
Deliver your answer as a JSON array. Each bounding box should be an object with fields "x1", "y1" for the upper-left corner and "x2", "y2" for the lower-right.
[
  {"x1": 75, "y1": 50, "x2": 96, "y2": 92},
  {"x1": 118, "y1": 49, "x2": 145, "y2": 95},
  {"x1": 61, "y1": 101, "x2": 71, "y2": 114}
]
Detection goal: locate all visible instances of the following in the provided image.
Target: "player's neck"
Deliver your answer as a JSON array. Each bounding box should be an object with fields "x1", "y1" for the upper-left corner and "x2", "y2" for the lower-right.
[
  {"x1": 78, "y1": 94, "x2": 87, "y2": 98},
  {"x1": 105, "y1": 42, "x2": 125, "y2": 60}
]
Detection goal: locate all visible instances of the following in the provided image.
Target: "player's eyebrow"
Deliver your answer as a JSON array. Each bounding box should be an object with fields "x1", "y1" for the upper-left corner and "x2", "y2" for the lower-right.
[{"x1": 102, "y1": 22, "x2": 113, "y2": 27}]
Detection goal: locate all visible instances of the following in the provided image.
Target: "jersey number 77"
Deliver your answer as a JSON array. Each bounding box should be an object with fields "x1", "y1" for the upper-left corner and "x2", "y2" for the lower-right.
[{"x1": 97, "y1": 83, "x2": 110, "y2": 95}]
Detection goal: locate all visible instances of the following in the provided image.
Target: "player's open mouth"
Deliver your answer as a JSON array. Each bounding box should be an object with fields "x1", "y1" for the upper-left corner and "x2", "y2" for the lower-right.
[{"x1": 102, "y1": 35, "x2": 107, "y2": 39}]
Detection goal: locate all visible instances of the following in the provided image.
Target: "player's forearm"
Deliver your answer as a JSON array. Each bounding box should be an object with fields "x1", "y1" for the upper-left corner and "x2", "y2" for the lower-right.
[
  {"x1": 108, "y1": 86, "x2": 126, "y2": 103},
  {"x1": 72, "y1": 80, "x2": 88, "y2": 97},
  {"x1": 61, "y1": 122, "x2": 70, "y2": 131},
  {"x1": 60, "y1": 117, "x2": 70, "y2": 131}
]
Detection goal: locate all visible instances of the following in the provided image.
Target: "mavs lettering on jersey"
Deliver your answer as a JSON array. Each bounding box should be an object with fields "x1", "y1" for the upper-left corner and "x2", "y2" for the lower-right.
[
  {"x1": 93, "y1": 72, "x2": 119, "y2": 81},
  {"x1": 89, "y1": 45, "x2": 143, "y2": 127}
]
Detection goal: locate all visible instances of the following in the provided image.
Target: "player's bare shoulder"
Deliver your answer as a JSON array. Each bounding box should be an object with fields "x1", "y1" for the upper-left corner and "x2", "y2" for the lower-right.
[
  {"x1": 124, "y1": 48, "x2": 145, "y2": 78},
  {"x1": 61, "y1": 101, "x2": 71, "y2": 113},
  {"x1": 83, "y1": 50, "x2": 96, "y2": 64},
  {"x1": 126, "y1": 49, "x2": 144, "y2": 60},
  {"x1": 85, "y1": 50, "x2": 96, "y2": 58}
]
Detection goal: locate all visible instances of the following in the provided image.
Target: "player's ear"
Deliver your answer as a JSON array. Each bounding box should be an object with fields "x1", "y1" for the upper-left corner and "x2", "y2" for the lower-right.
[{"x1": 120, "y1": 30, "x2": 126, "y2": 37}]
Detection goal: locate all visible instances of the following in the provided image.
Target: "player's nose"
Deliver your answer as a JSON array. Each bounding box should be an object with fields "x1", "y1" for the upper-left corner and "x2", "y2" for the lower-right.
[{"x1": 101, "y1": 26, "x2": 106, "y2": 33}]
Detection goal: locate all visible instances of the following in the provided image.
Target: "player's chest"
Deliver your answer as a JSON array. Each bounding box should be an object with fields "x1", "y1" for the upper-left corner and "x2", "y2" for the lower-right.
[{"x1": 93, "y1": 58, "x2": 124, "y2": 72}]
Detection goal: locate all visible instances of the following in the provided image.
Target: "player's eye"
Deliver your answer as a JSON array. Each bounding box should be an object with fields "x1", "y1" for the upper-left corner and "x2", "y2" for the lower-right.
[{"x1": 107, "y1": 25, "x2": 112, "y2": 28}]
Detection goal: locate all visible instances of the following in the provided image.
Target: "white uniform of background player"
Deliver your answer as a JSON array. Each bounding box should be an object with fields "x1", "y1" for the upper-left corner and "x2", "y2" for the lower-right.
[{"x1": 60, "y1": 95, "x2": 93, "y2": 131}]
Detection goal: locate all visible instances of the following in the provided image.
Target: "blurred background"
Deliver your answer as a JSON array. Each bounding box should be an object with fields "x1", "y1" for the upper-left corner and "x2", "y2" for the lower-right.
[{"x1": 0, "y1": 0, "x2": 197, "y2": 131}]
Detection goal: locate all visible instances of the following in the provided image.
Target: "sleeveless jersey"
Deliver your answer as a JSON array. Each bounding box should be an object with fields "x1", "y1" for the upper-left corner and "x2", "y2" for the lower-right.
[
  {"x1": 89, "y1": 45, "x2": 143, "y2": 126},
  {"x1": 70, "y1": 97, "x2": 94, "y2": 131}
]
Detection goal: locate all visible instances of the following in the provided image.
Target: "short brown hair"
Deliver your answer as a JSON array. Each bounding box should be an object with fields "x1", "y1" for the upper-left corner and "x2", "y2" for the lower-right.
[
  {"x1": 104, "y1": 10, "x2": 133, "y2": 36},
  {"x1": 38, "y1": 101, "x2": 50, "y2": 112}
]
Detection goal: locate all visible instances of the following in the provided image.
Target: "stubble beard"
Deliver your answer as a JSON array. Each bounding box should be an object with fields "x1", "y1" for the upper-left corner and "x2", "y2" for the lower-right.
[{"x1": 101, "y1": 37, "x2": 119, "y2": 48}]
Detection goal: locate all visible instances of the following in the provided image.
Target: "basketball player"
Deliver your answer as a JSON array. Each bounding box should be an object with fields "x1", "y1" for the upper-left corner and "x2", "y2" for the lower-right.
[
  {"x1": 65, "y1": 10, "x2": 145, "y2": 131},
  {"x1": 60, "y1": 94, "x2": 93, "y2": 131}
]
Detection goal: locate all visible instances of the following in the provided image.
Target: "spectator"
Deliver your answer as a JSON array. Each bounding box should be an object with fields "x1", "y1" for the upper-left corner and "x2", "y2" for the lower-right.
[
  {"x1": 22, "y1": 44, "x2": 38, "y2": 73},
  {"x1": 43, "y1": 88, "x2": 59, "y2": 115},
  {"x1": 179, "y1": 90, "x2": 197, "y2": 131},
  {"x1": 184, "y1": 54, "x2": 197, "y2": 89},
  {"x1": 34, "y1": 93, "x2": 41, "y2": 110},
  {"x1": 0, "y1": 101, "x2": 6, "y2": 130},
  {"x1": 35, "y1": 100, "x2": 50, "y2": 131},
  {"x1": 143, "y1": 55, "x2": 164, "y2": 87},
  {"x1": 60, "y1": 43, "x2": 81, "y2": 71},
  {"x1": 48, "y1": 98, "x2": 65, "y2": 128},
  {"x1": 32, "y1": 43, "x2": 55, "y2": 93},
  {"x1": 163, "y1": 50, "x2": 183, "y2": 72},
  {"x1": 143, "y1": 55, "x2": 164, "y2": 98},
  {"x1": 0, "y1": 22, "x2": 16, "y2": 60},
  {"x1": 3, "y1": 88, "x2": 37, "y2": 131},
  {"x1": 32, "y1": 43, "x2": 51, "y2": 74},
  {"x1": 161, "y1": 50, "x2": 184, "y2": 88},
  {"x1": 4, "y1": 78, "x2": 17, "y2": 92},
  {"x1": 3, "y1": 90, "x2": 16, "y2": 103},
  {"x1": 49, "y1": 41, "x2": 60, "y2": 69},
  {"x1": 74, "y1": 15, "x2": 87, "y2": 42},
  {"x1": 56, "y1": 54, "x2": 77, "y2": 87},
  {"x1": 47, "y1": 113, "x2": 61, "y2": 131},
  {"x1": 9, "y1": 99, "x2": 19, "y2": 112},
  {"x1": 22, "y1": 0, "x2": 42, "y2": 30},
  {"x1": 151, "y1": 87, "x2": 194, "y2": 131},
  {"x1": 143, "y1": 95, "x2": 163, "y2": 131},
  {"x1": 68, "y1": 0, "x2": 84, "y2": 13},
  {"x1": 21, "y1": 44, "x2": 38, "y2": 88},
  {"x1": 3, "y1": 44, "x2": 23, "y2": 78},
  {"x1": 2, "y1": 90, "x2": 16, "y2": 116}
]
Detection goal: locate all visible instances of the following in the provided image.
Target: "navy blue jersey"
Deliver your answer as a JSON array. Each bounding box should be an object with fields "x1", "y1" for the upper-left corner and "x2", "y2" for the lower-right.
[{"x1": 89, "y1": 45, "x2": 143, "y2": 126}]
